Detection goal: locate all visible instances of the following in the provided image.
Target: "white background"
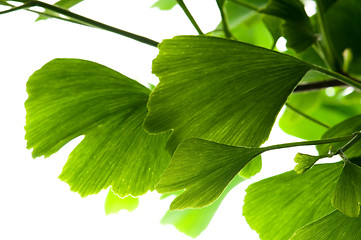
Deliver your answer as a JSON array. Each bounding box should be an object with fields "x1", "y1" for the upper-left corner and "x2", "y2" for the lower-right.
[{"x1": 0, "y1": 1, "x2": 309, "y2": 239}]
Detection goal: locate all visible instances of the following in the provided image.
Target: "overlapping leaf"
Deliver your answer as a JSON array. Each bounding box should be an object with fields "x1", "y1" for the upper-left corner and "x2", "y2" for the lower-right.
[
  {"x1": 290, "y1": 210, "x2": 361, "y2": 240},
  {"x1": 260, "y1": 0, "x2": 317, "y2": 52},
  {"x1": 145, "y1": 36, "x2": 311, "y2": 154},
  {"x1": 104, "y1": 189, "x2": 139, "y2": 215},
  {"x1": 243, "y1": 163, "x2": 342, "y2": 240},
  {"x1": 160, "y1": 175, "x2": 244, "y2": 238},
  {"x1": 156, "y1": 138, "x2": 263, "y2": 210},
  {"x1": 26, "y1": 59, "x2": 170, "y2": 197}
]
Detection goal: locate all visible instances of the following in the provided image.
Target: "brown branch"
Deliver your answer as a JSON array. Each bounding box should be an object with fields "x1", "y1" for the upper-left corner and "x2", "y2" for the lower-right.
[{"x1": 293, "y1": 79, "x2": 347, "y2": 93}]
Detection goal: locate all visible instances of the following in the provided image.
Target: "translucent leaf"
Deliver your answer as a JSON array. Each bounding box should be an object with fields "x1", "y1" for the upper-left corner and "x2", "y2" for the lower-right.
[
  {"x1": 145, "y1": 36, "x2": 311, "y2": 154},
  {"x1": 290, "y1": 210, "x2": 361, "y2": 240},
  {"x1": 36, "y1": 0, "x2": 84, "y2": 21},
  {"x1": 260, "y1": 0, "x2": 317, "y2": 52},
  {"x1": 161, "y1": 175, "x2": 244, "y2": 238},
  {"x1": 25, "y1": 59, "x2": 170, "y2": 197},
  {"x1": 104, "y1": 189, "x2": 139, "y2": 215},
  {"x1": 332, "y1": 161, "x2": 361, "y2": 217},
  {"x1": 294, "y1": 153, "x2": 325, "y2": 174},
  {"x1": 151, "y1": 0, "x2": 177, "y2": 10},
  {"x1": 243, "y1": 163, "x2": 342, "y2": 240},
  {"x1": 156, "y1": 138, "x2": 263, "y2": 210}
]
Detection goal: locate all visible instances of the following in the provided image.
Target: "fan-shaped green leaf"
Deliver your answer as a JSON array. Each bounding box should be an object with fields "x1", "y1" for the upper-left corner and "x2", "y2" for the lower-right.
[
  {"x1": 26, "y1": 59, "x2": 170, "y2": 197},
  {"x1": 332, "y1": 161, "x2": 361, "y2": 217},
  {"x1": 104, "y1": 188, "x2": 139, "y2": 215},
  {"x1": 160, "y1": 175, "x2": 244, "y2": 238},
  {"x1": 239, "y1": 155, "x2": 262, "y2": 178},
  {"x1": 156, "y1": 138, "x2": 263, "y2": 210},
  {"x1": 145, "y1": 36, "x2": 311, "y2": 154},
  {"x1": 290, "y1": 210, "x2": 361, "y2": 240},
  {"x1": 294, "y1": 153, "x2": 326, "y2": 174},
  {"x1": 243, "y1": 163, "x2": 342, "y2": 240}
]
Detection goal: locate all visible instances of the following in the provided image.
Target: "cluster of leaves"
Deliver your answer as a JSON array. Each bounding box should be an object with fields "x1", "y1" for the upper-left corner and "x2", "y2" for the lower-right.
[{"x1": 2, "y1": 0, "x2": 361, "y2": 239}]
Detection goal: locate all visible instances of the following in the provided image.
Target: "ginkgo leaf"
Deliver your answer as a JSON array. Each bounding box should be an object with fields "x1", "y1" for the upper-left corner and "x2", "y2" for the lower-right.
[
  {"x1": 145, "y1": 35, "x2": 311, "y2": 154},
  {"x1": 161, "y1": 175, "x2": 244, "y2": 238},
  {"x1": 290, "y1": 210, "x2": 361, "y2": 240},
  {"x1": 243, "y1": 162, "x2": 342, "y2": 240},
  {"x1": 156, "y1": 138, "x2": 263, "y2": 210},
  {"x1": 332, "y1": 161, "x2": 361, "y2": 217},
  {"x1": 260, "y1": 0, "x2": 317, "y2": 52},
  {"x1": 104, "y1": 188, "x2": 139, "y2": 215},
  {"x1": 26, "y1": 59, "x2": 170, "y2": 197},
  {"x1": 294, "y1": 153, "x2": 326, "y2": 174}
]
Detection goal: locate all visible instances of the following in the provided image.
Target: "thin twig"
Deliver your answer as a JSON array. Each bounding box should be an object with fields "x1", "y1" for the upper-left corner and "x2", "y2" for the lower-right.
[{"x1": 285, "y1": 103, "x2": 330, "y2": 129}]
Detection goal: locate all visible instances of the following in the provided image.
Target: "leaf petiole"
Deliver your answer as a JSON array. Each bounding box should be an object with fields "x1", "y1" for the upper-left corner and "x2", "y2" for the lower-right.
[
  {"x1": 176, "y1": 0, "x2": 203, "y2": 35},
  {"x1": 0, "y1": 0, "x2": 159, "y2": 47},
  {"x1": 285, "y1": 103, "x2": 330, "y2": 129}
]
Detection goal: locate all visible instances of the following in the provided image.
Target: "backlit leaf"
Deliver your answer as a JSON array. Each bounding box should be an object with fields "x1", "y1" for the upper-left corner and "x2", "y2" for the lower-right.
[
  {"x1": 239, "y1": 155, "x2": 262, "y2": 178},
  {"x1": 104, "y1": 188, "x2": 139, "y2": 215},
  {"x1": 145, "y1": 36, "x2": 311, "y2": 154},
  {"x1": 160, "y1": 175, "x2": 244, "y2": 238},
  {"x1": 290, "y1": 210, "x2": 361, "y2": 240},
  {"x1": 294, "y1": 153, "x2": 325, "y2": 174},
  {"x1": 26, "y1": 59, "x2": 170, "y2": 197},
  {"x1": 243, "y1": 163, "x2": 342, "y2": 240},
  {"x1": 332, "y1": 161, "x2": 361, "y2": 217},
  {"x1": 156, "y1": 138, "x2": 263, "y2": 210}
]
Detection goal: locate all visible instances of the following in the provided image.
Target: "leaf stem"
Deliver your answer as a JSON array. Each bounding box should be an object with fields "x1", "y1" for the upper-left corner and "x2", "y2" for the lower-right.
[
  {"x1": 285, "y1": 103, "x2": 330, "y2": 129},
  {"x1": 293, "y1": 79, "x2": 347, "y2": 92},
  {"x1": 337, "y1": 131, "x2": 361, "y2": 154},
  {"x1": 315, "y1": 0, "x2": 340, "y2": 72},
  {"x1": 312, "y1": 65, "x2": 361, "y2": 91},
  {"x1": 216, "y1": 0, "x2": 233, "y2": 38},
  {"x1": 1, "y1": 0, "x2": 159, "y2": 48},
  {"x1": 176, "y1": 0, "x2": 203, "y2": 35},
  {"x1": 262, "y1": 134, "x2": 356, "y2": 152},
  {"x1": 228, "y1": 0, "x2": 260, "y2": 11}
]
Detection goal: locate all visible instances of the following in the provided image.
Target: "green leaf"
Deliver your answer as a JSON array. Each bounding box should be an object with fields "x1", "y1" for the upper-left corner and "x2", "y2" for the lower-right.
[
  {"x1": 332, "y1": 161, "x2": 361, "y2": 217},
  {"x1": 104, "y1": 188, "x2": 139, "y2": 215},
  {"x1": 156, "y1": 138, "x2": 263, "y2": 210},
  {"x1": 25, "y1": 59, "x2": 170, "y2": 197},
  {"x1": 151, "y1": 0, "x2": 177, "y2": 10},
  {"x1": 262, "y1": 15, "x2": 283, "y2": 47},
  {"x1": 36, "y1": 0, "x2": 84, "y2": 21},
  {"x1": 145, "y1": 36, "x2": 311, "y2": 154},
  {"x1": 160, "y1": 175, "x2": 244, "y2": 238},
  {"x1": 317, "y1": 114, "x2": 361, "y2": 158},
  {"x1": 326, "y1": 0, "x2": 361, "y2": 74},
  {"x1": 260, "y1": 0, "x2": 317, "y2": 52},
  {"x1": 294, "y1": 153, "x2": 326, "y2": 174},
  {"x1": 243, "y1": 162, "x2": 342, "y2": 240},
  {"x1": 239, "y1": 155, "x2": 262, "y2": 178},
  {"x1": 290, "y1": 210, "x2": 361, "y2": 240}
]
